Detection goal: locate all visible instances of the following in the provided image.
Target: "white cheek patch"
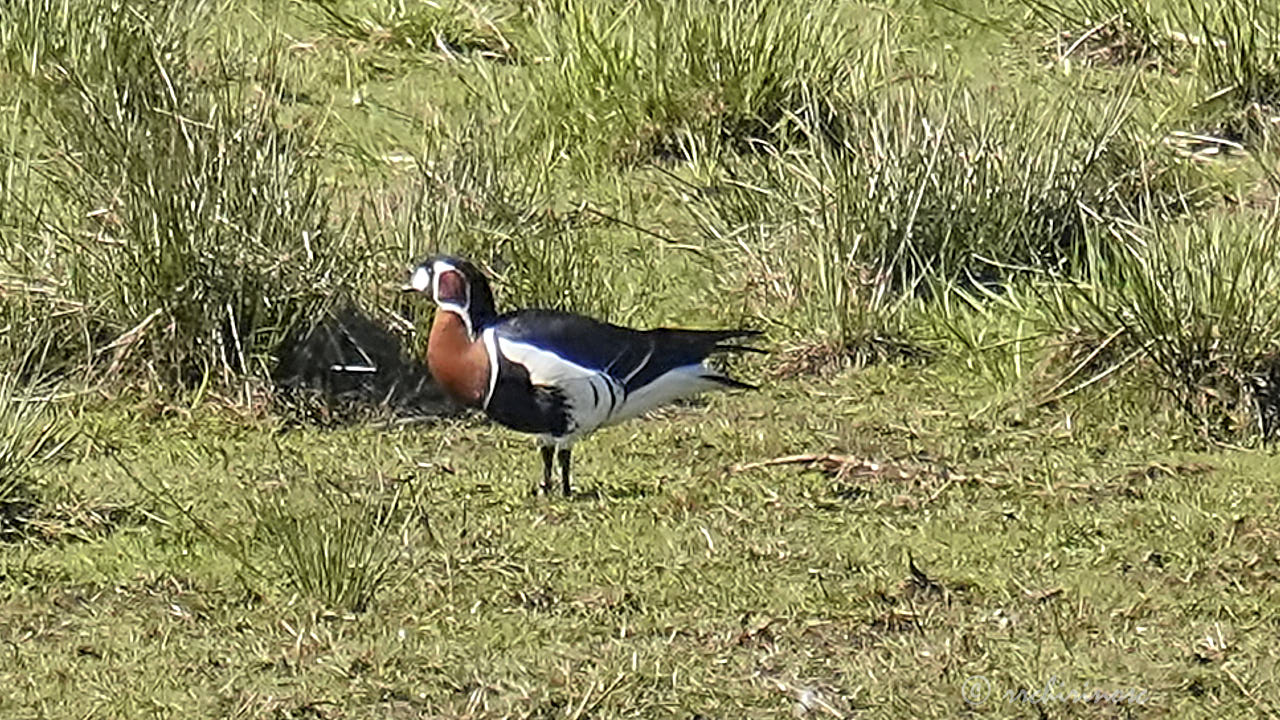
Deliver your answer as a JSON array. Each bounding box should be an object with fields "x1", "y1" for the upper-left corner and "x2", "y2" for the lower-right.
[{"x1": 409, "y1": 265, "x2": 431, "y2": 292}]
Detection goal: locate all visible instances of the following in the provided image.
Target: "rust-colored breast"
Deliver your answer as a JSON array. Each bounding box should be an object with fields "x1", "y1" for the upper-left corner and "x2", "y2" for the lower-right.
[{"x1": 426, "y1": 310, "x2": 490, "y2": 407}]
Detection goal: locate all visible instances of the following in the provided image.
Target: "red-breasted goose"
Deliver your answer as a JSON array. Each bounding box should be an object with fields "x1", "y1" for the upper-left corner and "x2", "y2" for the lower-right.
[{"x1": 404, "y1": 256, "x2": 761, "y2": 496}]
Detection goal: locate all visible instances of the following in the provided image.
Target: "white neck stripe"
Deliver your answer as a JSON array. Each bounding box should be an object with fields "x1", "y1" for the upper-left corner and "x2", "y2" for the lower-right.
[{"x1": 437, "y1": 303, "x2": 473, "y2": 338}]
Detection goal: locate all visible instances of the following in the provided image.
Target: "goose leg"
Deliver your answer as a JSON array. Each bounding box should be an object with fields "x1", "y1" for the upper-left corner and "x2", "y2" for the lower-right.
[
  {"x1": 539, "y1": 446, "x2": 555, "y2": 495},
  {"x1": 557, "y1": 448, "x2": 572, "y2": 497}
]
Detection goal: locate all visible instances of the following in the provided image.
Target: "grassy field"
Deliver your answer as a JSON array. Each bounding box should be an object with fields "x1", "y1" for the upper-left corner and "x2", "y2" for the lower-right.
[{"x1": 4, "y1": 0, "x2": 1280, "y2": 717}]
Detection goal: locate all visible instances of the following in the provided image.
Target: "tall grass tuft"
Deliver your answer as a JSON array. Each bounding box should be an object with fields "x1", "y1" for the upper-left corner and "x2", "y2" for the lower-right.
[
  {"x1": 929, "y1": 279, "x2": 1039, "y2": 390},
  {"x1": 0, "y1": 347, "x2": 64, "y2": 508},
  {"x1": 1180, "y1": 0, "x2": 1280, "y2": 129},
  {"x1": 251, "y1": 477, "x2": 421, "y2": 612},
  {"x1": 687, "y1": 76, "x2": 1171, "y2": 360},
  {"x1": 1019, "y1": 0, "x2": 1179, "y2": 69},
  {"x1": 299, "y1": 0, "x2": 518, "y2": 58},
  {"x1": 396, "y1": 127, "x2": 646, "y2": 323},
  {"x1": 1, "y1": 0, "x2": 370, "y2": 393},
  {"x1": 1046, "y1": 211, "x2": 1280, "y2": 438},
  {"x1": 1024, "y1": 0, "x2": 1280, "y2": 141}
]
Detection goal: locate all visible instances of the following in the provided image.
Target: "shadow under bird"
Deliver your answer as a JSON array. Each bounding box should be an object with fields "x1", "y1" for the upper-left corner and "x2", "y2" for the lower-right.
[{"x1": 403, "y1": 256, "x2": 762, "y2": 496}]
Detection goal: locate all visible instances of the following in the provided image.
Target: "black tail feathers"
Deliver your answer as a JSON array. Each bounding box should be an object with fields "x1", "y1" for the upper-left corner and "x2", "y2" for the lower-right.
[
  {"x1": 705, "y1": 374, "x2": 758, "y2": 390},
  {"x1": 701, "y1": 329, "x2": 762, "y2": 391},
  {"x1": 671, "y1": 328, "x2": 764, "y2": 353}
]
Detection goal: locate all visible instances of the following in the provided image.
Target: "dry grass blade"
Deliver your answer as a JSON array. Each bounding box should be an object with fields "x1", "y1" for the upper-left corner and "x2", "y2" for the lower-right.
[
  {"x1": 730, "y1": 453, "x2": 913, "y2": 482},
  {"x1": 0, "y1": 356, "x2": 66, "y2": 505},
  {"x1": 1037, "y1": 340, "x2": 1149, "y2": 406}
]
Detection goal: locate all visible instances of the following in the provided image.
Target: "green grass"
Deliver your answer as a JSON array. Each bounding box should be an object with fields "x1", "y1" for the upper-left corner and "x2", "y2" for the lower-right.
[
  {"x1": 5, "y1": 0, "x2": 1280, "y2": 716},
  {"x1": 478, "y1": 0, "x2": 861, "y2": 170},
  {"x1": 3, "y1": 370, "x2": 1278, "y2": 716}
]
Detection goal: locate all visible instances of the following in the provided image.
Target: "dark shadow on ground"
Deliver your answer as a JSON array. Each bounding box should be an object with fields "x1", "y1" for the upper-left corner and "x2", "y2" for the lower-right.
[{"x1": 273, "y1": 304, "x2": 461, "y2": 422}]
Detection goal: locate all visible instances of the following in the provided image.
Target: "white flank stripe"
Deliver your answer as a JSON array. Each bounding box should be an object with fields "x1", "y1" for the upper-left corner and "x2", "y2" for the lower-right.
[
  {"x1": 481, "y1": 328, "x2": 500, "y2": 408},
  {"x1": 620, "y1": 345, "x2": 654, "y2": 386},
  {"x1": 496, "y1": 337, "x2": 621, "y2": 435}
]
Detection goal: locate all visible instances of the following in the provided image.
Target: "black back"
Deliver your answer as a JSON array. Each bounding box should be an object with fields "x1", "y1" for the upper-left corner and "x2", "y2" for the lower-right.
[{"x1": 492, "y1": 309, "x2": 761, "y2": 393}]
